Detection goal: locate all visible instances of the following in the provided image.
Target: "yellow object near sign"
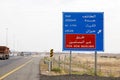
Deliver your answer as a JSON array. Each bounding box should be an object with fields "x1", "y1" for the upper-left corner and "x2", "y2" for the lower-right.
[{"x1": 50, "y1": 49, "x2": 53, "y2": 57}]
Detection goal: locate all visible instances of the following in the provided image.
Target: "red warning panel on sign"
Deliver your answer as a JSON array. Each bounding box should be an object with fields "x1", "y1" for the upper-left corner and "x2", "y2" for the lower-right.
[{"x1": 65, "y1": 34, "x2": 96, "y2": 49}]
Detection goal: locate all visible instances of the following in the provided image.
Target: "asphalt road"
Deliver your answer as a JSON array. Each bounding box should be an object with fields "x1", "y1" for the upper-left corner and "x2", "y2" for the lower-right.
[{"x1": 0, "y1": 55, "x2": 40, "y2": 80}]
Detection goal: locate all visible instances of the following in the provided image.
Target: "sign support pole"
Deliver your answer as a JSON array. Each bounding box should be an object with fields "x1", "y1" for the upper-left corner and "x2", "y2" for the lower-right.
[
  {"x1": 59, "y1": 55, "x2": 60, "y2": 68},
  {"x1": 94, "y1": 51, "x2": 97, "y2": 76},
  {"x1": 69, "y1": 51, "x2": 72, "y2": 75}
]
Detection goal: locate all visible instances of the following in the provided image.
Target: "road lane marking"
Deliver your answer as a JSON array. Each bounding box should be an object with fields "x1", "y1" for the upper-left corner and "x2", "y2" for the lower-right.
[{"x1": 0, "y1": 59, "x2": 33, "y2": 80}]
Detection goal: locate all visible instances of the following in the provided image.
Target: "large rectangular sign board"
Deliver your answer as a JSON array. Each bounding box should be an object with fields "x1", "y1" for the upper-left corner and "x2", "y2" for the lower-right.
[{"x1": 63, "y1": 12, "x2": 104, "y2": 51}]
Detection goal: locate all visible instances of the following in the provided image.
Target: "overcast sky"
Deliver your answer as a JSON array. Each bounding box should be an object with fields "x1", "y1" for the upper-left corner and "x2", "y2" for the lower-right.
[{"x1": 0, "y1": 0, "x2": 120, "y2": 53}]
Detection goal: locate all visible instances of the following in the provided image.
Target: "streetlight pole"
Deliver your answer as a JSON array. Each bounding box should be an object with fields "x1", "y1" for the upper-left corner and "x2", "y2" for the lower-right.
[{"x1": 6, "y1": 28, "x2": 8, "y2": 46}]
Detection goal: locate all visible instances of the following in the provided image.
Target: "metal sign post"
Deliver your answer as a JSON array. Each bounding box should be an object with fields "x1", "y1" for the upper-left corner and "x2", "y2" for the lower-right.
[
  {"x1": 94, "y1": 51, "x2": 97, "y2": 76},
  {"x1": 58, "y1": 51, "x2": 61, "y2": 69},
  {"x1": 69, "y1": 51, "x2": 72, "y2": 75},
  {"x1": 48, "y1": 61, "x2": 51, "y2": 72}
]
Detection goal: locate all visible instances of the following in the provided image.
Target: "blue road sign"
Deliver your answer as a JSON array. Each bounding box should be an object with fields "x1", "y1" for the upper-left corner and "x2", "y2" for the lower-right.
[{"x1": 63, "y1": 12, "x2": 104, "y2": 51}]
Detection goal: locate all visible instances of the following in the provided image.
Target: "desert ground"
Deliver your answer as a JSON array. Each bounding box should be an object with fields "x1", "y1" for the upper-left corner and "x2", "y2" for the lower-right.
[{"x1": 40, "y1": 53, "x2": 120, "y2": 80}]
